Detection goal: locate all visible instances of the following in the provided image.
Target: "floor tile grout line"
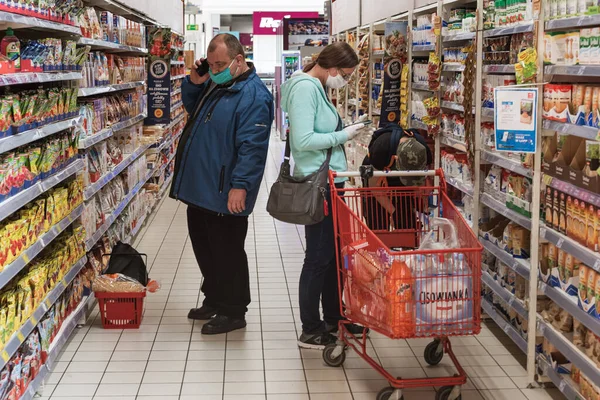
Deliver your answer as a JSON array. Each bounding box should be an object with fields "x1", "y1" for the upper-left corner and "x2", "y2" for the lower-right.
[{"x1": 133, "y1": 200, "x2": 184, "y2": 399}]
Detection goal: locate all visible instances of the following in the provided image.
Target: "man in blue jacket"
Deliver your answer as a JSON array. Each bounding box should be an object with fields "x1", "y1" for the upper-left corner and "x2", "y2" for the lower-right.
[{"x1": 170, "y1": 34, "x2": 274, "y2": 335}]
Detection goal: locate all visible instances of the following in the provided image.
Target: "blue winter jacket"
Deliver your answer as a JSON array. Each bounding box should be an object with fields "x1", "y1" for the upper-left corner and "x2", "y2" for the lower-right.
[{"x1": 170, "y1": 66, "x2": 274, "y2": 216}]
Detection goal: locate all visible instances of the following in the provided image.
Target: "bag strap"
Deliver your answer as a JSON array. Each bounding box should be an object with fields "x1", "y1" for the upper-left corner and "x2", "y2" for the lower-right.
[{"x1": 283, "y1": 131, "x2": 332, "y2": 168}]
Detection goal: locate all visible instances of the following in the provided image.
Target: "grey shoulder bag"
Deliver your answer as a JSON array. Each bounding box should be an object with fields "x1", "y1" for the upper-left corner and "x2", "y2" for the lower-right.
[{"x1": 266, "y1": 136, "x2": 332, "y2": 226}]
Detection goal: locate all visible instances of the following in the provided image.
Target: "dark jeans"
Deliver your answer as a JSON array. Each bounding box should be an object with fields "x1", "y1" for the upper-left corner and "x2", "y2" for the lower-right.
[
  {"x1": 187, "y1": 206, "x2": 250, "y2": 318},
  {"x1": 299, "y1": 182, "x2": 344, "y2": 334}
]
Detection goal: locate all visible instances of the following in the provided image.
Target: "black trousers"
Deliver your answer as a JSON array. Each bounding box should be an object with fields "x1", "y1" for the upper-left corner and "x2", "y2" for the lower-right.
[{"x1": 186, "y1": 206, "x2": 250, "y2": 318}]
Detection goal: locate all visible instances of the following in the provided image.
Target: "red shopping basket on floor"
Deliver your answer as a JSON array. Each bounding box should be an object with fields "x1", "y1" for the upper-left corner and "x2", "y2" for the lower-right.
[{"x1": 95, "y1": 291, "x2": 146, "y2": 329}]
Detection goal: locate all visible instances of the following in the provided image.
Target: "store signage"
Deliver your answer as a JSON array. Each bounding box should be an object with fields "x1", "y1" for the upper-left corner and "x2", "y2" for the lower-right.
[
  {"x1": 146, "y1": 27, "x2": 171, "y2": 125},
  {"x1": 186, "y1": 24, "x2": 199, "y2": 31},
  {"x1": 494, "y1": 87, "x2": 538, "y2": 153},
  {"x1": 379, "y1": 21, "x2": 408, "y2": 127},
  {"x1": 253, "y1": 12, "x2": 320, "y2": 35}
]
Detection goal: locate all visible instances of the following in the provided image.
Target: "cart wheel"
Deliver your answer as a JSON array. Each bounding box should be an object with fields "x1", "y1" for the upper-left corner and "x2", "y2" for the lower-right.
[
  {"x1": 436, "y1": 386, "x2": 461, "y2": 400},
  {"x1": 376, "y1": 386, "x2": 403, "y2": 400},
  {"x1": 322, "y1": 343, "x2": 346, "y2": 367},
  {"x1": 424, "y1": 340, "x2": 444, "y2": 365}
]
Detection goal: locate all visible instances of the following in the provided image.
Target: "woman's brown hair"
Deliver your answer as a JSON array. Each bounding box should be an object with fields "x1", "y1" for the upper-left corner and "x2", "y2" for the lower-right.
[{"x1": 303, "y1": 41, "x2": 359, "y2": 72}]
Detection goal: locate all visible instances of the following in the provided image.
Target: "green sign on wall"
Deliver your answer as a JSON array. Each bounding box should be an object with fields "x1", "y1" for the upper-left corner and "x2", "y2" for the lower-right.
[{"x1": 187, "y1": 24, "x2": 199, "y2": 31}]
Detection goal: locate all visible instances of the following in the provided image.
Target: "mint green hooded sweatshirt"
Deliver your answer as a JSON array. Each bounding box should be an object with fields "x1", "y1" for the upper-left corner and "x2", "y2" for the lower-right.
[{"x1": 280, "y1": 71, "x2": 349, "y2": 182}]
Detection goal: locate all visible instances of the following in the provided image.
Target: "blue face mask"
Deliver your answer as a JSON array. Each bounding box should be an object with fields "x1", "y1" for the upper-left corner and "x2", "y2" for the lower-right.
[{"x1": 209, "y1": 59, "x2": 238, "y2": 85}]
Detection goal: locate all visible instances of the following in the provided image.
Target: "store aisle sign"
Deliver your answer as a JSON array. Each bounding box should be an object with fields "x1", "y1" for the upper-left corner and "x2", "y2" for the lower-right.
[
  {"x1": 147, "y1": 27, "x2": 171, "y2": 125},
  {"x1": 253, "y1": 12, "x2": 319, "y2": 35},
  {"x1": 186, "y1": 24, "x2": 199, "y2": 31},
  {"x1": 494, "y1": 87, "x2": 538, "y2": 153}
]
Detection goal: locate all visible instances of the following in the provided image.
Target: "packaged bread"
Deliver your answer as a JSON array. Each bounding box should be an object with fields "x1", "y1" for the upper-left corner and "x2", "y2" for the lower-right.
[{"x1": 573, "y1": 319, "x2": 587, "y2": 346}]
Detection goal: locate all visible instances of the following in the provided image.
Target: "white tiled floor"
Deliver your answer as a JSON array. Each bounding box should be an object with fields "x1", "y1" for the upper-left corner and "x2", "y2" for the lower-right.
[{"x1": 41, "y1": 135, "x2": 563, "y2": 400}]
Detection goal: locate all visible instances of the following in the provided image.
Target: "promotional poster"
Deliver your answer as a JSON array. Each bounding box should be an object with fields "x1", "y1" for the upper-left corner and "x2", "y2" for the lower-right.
[
  {"x1": 147, "y1": 27, "x2": 171, "y2": 125},
  {"x1": 379, "y1": 21, "x2": 408, "y2": 127},
  {"x1": 494, "y1": 87, "x2": 538, "y2": 153}
]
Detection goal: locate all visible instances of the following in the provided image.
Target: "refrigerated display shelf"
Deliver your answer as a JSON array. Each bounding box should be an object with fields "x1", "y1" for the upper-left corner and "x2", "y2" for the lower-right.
[
  {"x1": 78, "y1": 37, "x2": 148, "y2": 54},
  {"x1": 480, "y1": 238, "x2": 530, "y2": 278},
  {"x1": 83, "y1": 143, "x2": 151, "y2": 200},
  {"x1": 483, "y1": 22, "x2": 534, "y2": 37},
  {"x1": 482, "y1": 298, "x2": 527, "y2": 353},
  {"x1": 482, "y1": 271, "x2": 528, "y2": 318},
  {"x1": 542, "y1": 119, "x2": 599, "y2": 140},
  {"x1": 481, "y1": 193, "x2": 532, "y2": 230},
  {"x1": 85, "y1": 168, "x2": 154, "y2": 251},
  {"x1": 0, "y1": 159, "x2": 83, "y2": 223},
  {"x1": 0, "y1": 204, "x2": 83, "y2": 291},
  {"x1": 77, "y1": 80, "x2": 144, "y2": 97},
  {"x1": 481, "y1": 150, "x2": 533, "y2": 177},
  {"x1": 538, "y1": 319, "x2": 600, "y2": 386},
  {"x1": 0, "y1": 255, "x2": 87, "y2": 369},
  {"x1": 0, "y1": 116, "x2": 82, "y2": 154},
  {"x1": 540, "y1": 225, "x2": 600, "y2": 273},
  {"x1": 446, "y1": 176, "x2": 474, "y2": 196}
]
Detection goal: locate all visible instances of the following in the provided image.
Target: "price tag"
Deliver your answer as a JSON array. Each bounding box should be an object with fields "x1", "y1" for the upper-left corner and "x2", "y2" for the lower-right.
[
  {"x1": 16, "y1": 332, "x2": 25, "y2": 343},
  {"x1": 30, "y1": 317, "x2": 37, "y2": 325},
  {"x1": 557, "y1": 238, "x2": 564, "y2": 248},
  {"x1": 1, "y1": 351, "x2": 9, "y2": 362},
  {"x1": 540, "y1": 227, "x2": 546, "y2": 239},
  {"x1": 22, "y1": 253, "x2": 29, "y2": 264},
  {"x1": 595, "y1": 129, "x2": 600, "y2": 141},
  {"x1": 559, "y1": 380, "x2": 567, "y2": 392},
  {"x1": 61, "y1": 278, "x2": 67, "y2": 286}
]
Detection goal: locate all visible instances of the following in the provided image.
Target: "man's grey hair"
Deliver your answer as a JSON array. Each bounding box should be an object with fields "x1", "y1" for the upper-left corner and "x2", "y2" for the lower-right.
[{"x1": 208, "y1": 33, "x2": 245, "y2": 60}]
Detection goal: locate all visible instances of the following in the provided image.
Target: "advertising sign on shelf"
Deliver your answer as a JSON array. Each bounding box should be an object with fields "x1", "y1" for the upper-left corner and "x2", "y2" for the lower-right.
[
  {"x1": 146, "y1": 27, "x2": 171, "y2": 125},
  {"x1": 253, "y1": 12, "x2": 320, "y2": 35},
  {"x1": 494, "y1": 87, "x2": 538, "y2": 153},
  {"x1": 379, "y1": 21, "x2": 408, "y2": 127}
]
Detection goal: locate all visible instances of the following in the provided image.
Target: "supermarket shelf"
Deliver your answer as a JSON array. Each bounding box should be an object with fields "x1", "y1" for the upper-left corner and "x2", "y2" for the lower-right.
[
  {"x1": 482, "y1": 107, "x2": 494, "y2": 119},
  {"x1": 545, "y1": 14, "x2": 600, "y2": 30},
  {"x1": 542, "y1": 119, "x2": 599, "y2": 140},
  {"x1": 481, "y1": 298, "x2": 528, "y2": 353},
  {"x1": 110, "y1": 112, "x2": 147, "y2": 132},
  {"x1": 443, "y1": 63, "x2": 465, "y2": 72},
  {"x1": 412, "y1": 44, "x2": 436, "y2": 52},
  {"x1": 172, "y1": 87, "x2": 182, "y2": 96},
  {"x1": 0, "y1": 10, "x2": 81, "y2": 35},
  {"x1": 0, "y1": 159, "x2": 83, "y2": 223},
  {"x1": 78, "y1": 128, "x2": 113, "y2": 149},
  {"x1": 544, "y1": 64, "x2": 600, "y2": 77},
  {"x1": 0, "y1": 203, "x2": 83, "y2": 291},
  {"x1": 441, "y1": 101, "x2": 468, "y2": 113},
  {"x1": 540, "y1": 225, "x2": 600, "y2": 273},
  {"x1": 482, "y1": 271, "x2": 528, "y2": 319},
  {"x1": 78, "y1": 37, "x2": 148, "y2": 54},
  {"x1": 480, "y1": 238, "x2": 531, "y2": 278},
  {"x1": 348, "y1": 98, "x2": 358, "y2": 106},
  {"x1": 481, "y1": 150, "x2": 533, "y2": 177},
  {"x1": 412, "y1": 82, "x2": 436, "y2": 91},
  {"x1": 85, "y1": 168, "x2": 154, "y2": 251},
  {"x1": 446, "y1": 176, "x2": 474, "y2": 196},
  {"x1": 124, "y1": 210, "x2": 149, "y2": 244},
  {"x1": 411, "y1": 119, "x2": 428, "y2": 130},
  {"x1": 483, "y1": 64, "x2": 516, "y2": 74},
  {"x1": 171, "y1": 60, "x2": 184, "y2": 65},
  {"x1": 540, "y1": 281, "x2": 600, "y2": 338},
  {"x1": 78, "y1": 80, "x2": 144, "y2": 97},
  {"x1": 443, "y1": 31, "x2": 476, "y2": 42},
  {"x1": 21, "y1": 293, "x2": 95, "y2": 400},
  {"x1": 171, "y1": 100, "x2": 183, "y2": 111},
  {"x1": 0, "y1": 71, "x2": 81, "y2": 87},
  {"x1": 171, "y1": 74, "x2": 186, "y2": 81},
  {"x1": 536, "y1": 354, "x2": 585, "y2": 400},
  {"x1": 84, "y1": 143, "x2": 151, "y2": 200},
  {"x1": 545, "y1": 175, "x2": 600, "y2": 208},
  {"x1": 372, "y1": 79, "x2": 383, "y2": 85},
  {"x1": 0, "y1": 255, "x2": 87, "y2": 369},
  {"x1": 481, "y1": 192, "x2": 532, "y2": 230},
  {"x1": 538, "y1": 319, "x2": 600, "y2": 386},
  {"x1": 159, "y1": 174, "x2": 173, "y2": 198},
  {"x1": 483, "y1": 22, "x2": 535, "y2": 38},
  {"x1": 167, "y1": 113, "x2": 186, "y2": 129},
  {"x1": 0, "y1": 116, "x2": 83, "y2": 154},
  {"x1": 440, "y1": 135, "x2": 467, "y2": 152}
]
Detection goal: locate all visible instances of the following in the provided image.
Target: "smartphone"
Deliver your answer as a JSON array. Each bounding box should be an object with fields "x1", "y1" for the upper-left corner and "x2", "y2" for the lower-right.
[
  {"x1": 344, "y1": 120, "x2": 373, "y2": 128},
  {"x1": 196, "y1": 59, "x2": 209, "y2": 76}
]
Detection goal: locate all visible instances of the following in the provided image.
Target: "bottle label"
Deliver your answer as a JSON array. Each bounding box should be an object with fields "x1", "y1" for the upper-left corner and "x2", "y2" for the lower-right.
[{"x1": 6, "y1": 41, "x2": 20, "y2": 68}]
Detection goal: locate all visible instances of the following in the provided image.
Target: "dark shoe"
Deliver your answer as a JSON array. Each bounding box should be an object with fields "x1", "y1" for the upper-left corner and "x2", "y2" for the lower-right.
[
  {"x1": 297, "y1": 331, "x2": 337, "y2": 350},
  {"x1": 326, "y1": 322, "x2": 370, "y2": 337},
  {"x1": 188, "y1": 305, "x2": 217, "y2": 320},
  {"x1": 201, "y1": 315, "x2": 246, "y2": 335}
]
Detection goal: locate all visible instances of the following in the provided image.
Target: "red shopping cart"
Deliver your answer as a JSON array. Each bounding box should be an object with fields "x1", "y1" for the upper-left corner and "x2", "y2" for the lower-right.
[{"x1": 322, "y1": 169, "x2": 482, "y2": 400}]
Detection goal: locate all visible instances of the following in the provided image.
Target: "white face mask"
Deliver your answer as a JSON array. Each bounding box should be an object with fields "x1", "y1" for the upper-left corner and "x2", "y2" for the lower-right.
[{"x1": 326, "y1": 73, "x2": 348, "y2": 89}]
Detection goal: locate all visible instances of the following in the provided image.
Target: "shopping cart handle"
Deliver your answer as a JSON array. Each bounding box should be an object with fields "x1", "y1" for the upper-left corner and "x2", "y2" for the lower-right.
[{"x1": 333, "y1": 170, "x2": 439, "y2": 178}]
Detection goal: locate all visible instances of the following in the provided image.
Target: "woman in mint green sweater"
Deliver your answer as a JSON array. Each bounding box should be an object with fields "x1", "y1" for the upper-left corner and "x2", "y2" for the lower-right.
[{"x1": 280, "y1": 42, "x2": 366, "y2": 349}]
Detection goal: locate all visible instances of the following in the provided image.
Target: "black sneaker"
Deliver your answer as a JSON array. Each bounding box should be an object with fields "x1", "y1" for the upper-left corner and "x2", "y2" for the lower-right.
[
  {"x1": 297, "y1": 332, "x2": 337, "y2": 350},
  {"x1": 201, "y1": 315, "x2": 246, "y2": 335},
  {"x1": 326, "y1": 322, "x2": 370, "y2": 337},
  {"x1": 188, "y1": 305, "x2": 217, "y2": 320}
]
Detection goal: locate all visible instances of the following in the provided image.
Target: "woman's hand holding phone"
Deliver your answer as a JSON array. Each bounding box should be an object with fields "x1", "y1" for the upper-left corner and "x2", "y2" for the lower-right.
[{"x1": 190, "y1": 58, "x2": 210, "y2": 85}]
